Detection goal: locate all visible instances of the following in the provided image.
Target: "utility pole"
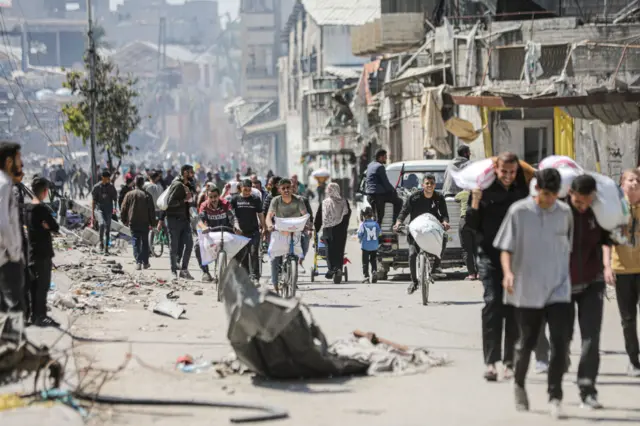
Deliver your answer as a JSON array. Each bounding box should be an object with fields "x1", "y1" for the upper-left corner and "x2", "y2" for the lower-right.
[{"x1": 87, "y1": 0, "x2": 98, "y2": 187}]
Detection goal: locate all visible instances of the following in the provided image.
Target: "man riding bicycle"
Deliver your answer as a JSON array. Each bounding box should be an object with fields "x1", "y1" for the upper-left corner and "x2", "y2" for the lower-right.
[
  {"x1": 230, "y1": 179, "x2": 265, "y2": 284},
  {"x1": 196, "y1": 186, "x2": 234, "y2": 282},
  {"x1": 265, "y1": 178, "x2": 310, "y2": 290},
  {"x1": 393, "y1": 174, "x2": 450, "y2": 294}
]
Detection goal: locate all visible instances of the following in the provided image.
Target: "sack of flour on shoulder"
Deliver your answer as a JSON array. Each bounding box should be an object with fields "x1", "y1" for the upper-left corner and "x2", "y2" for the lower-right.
[
  {"x1": 590, "y1": 172, "x2": 630, "y2": 231},
  {"x1": 536, "y1": 155, "x2": 583, "y2": 198},
  {"x1": 451, "y1": 158, "x2": 496, "y2": 191}
]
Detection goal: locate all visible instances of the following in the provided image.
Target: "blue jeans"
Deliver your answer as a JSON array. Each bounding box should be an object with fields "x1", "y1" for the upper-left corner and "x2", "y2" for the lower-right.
[
  {"x1": 97, "y1": 208, "x2": 112, "y2": 249},
  {"x1": 271, "y1": 257, "x2": 282, "y2": 286},
  {"x1": 300, "y1": 233, "x2": 310, "y2": 259},
  {"x1": 167, "y1": 217, "x2": 193, "y2": 273},
  {"x1": 132, "y1": 229, "x2": 150, "y2": 265}
]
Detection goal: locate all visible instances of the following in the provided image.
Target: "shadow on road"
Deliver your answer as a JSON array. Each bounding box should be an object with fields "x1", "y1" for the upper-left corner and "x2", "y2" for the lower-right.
[
  {"x1": 251, "y1": 376, "x2": 354, "y2": 394},
  {"x1": 297, "y1": 287, "x2": 357, "y2": 292},
  {"x1": 428, "y1": 301, "x2": 483, "y2": 306},
  {"x1": 307, "y1": 303, "x2": 362, "y2": 309}
]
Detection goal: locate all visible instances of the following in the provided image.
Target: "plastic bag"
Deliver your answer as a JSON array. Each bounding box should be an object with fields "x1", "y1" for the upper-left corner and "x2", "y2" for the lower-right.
[
  {"x1": 268, "y1": 230, "x2": 304, "y2": 260},
  {"x1": 450, "y1": 158, "x2": 495, "y2": 190},
  {"x1": 590, "y1": 172, "x2": 630, "y2": 231},
  {"x1": 198, "y1": 231, "x2": 251, "y2": 266},
  {"x1": 408, "y1": 213, "x2": 445, "y2": 258},
  {"x1": 275, "y1": 215, "x2": 310, "y2": 233},
  {"x1": 529, "y1": 167, "x2": 582, "y2": 198},
  {"x1": 156, "y1": 187, "x2": 171, "y2": 211}
]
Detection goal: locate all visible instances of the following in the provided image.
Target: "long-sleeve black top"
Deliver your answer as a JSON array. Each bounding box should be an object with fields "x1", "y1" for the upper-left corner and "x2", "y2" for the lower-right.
[
  {"x1": 397, "y1": 191, "x2": 449, "y2": 224},
  {"x1": 26, "y1": 203, "x2": 59, "y2": 262}
]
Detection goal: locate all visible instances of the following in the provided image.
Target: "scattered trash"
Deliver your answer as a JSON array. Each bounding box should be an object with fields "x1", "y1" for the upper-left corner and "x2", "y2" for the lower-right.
[
  {"x1": 50, "y1": 282, "x2": 56, "y2": 290},
  {"x1": 153, "y1": 300, "x2": 186, "y2": 320},
  {"x1": 177, "y1": 361, "x2": 212, "y2": 373},
  {"x1": 194, "y1": 290, "x2": 204, "y2": 296}
]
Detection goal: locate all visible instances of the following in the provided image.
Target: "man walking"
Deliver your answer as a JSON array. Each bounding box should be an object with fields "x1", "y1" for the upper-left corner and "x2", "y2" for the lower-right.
[
  {"x1": 494, "y1": 168, "x2": 573, "y2": 418},
  {"x1": 91, "y1": 170, "x2": 118, "y2": 254},
  {"x1": 143, "y1": 171, "x2": 164, "y2": 207},
  {"x1": 121, "y1": 176, "x2": 157, "y2": 270},
  {"x1": 230, "y1": 179, "x2": 265, "y2": 283},
  {"x1": 394, "y1": 174, "x2": 450, "y2": 293},
  {"x1": 467, "y1": 152, "x2": 529, "y2": 381},
  {"x1": 162, "y1": 165, "x2": 195, "y2": 280},
  {"x1": 443, "y1": 144, "x2": 471, "y2": 196},
  {"x1": 563, "y1": 174, "x2": 614, "y2": 409},
  {"x1": 365, "y1": 149, "x2": 402, "y2": 225},
  {"x1": 0, "y1": 142, "x2": 25, "y2": 314}
]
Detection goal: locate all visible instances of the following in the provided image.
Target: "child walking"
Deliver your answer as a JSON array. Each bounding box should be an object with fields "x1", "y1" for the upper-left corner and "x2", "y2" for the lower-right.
[
  {"x1": 26, "y1": 177, "x2": 59, "y2": 327},
  {"x1": 358, "y1": 207, "x2": 381, "y2": 283}
]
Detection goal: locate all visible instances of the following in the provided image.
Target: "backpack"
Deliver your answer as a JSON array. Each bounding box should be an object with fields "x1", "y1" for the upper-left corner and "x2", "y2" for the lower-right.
[{"x1": 156, "y1": 181, "x2": 181, "y2": 211}]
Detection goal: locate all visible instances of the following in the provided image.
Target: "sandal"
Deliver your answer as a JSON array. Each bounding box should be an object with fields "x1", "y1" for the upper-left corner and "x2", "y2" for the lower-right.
[{"x1": 484, "y1": 365, "x2": 498, "y2": 382}]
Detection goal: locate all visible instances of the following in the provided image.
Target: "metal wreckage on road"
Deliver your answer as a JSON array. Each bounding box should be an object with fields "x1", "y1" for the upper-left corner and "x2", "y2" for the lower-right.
[{"x1": 221, "y1": 261, "x2": 447, "y2": 379}]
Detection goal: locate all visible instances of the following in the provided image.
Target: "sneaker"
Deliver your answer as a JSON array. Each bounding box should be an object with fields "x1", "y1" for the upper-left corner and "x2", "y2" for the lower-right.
[
  {"x1": 298, "y1": 263, "x2": 306, "y2": 274},
  {"x1": 627, "y1": 364, "x2": 640, "y2": 377},
  {"x1": 371, "y1": 272, "x2": 378, "y2": 284},
  {"x1": 407, "y1": 282, "x2": 418, "y2": 294},
  {"x1": 362, "y1": 276, "x2": 370, "y2": 283},
  {"x1": 503, "y1": 366, "x2": 514, "y2": 380},
  {"x1": 514, "y1": 385, "x2": 529, "y2": 411},
  {"x1": 549, "y1": 399, "x2": 566, "y2": 419},
  {"x1": 33, "y1": 316, "x2": 60, "y2": 328},
  {"x1": 135, "y1": 264, "x2": 142, "y2": 271},
  {"x1": 201, "y1": 272, "x2": 214, "y2": 283},
  {"x1": 172, "y1": 271, "x2": 179, "y2": 282},
  {"x1": 535, "y1": 360, "x2": 549, "y2": 374},
  {"x1": 179, "y1": 270, "x2": 195, "y2": 280},
  {"x1": 143, "y1": 263, "x2": 151, "y2": 270},
  {"x1": 484, "y1": 365, "x2": 498, "y2": 382},
  {"x1": 581, "y1": 395, "x2": 603, "y2": 410}
]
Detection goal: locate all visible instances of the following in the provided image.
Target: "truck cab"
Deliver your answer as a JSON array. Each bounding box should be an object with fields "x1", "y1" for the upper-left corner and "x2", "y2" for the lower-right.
[{"x1": 356, "y1": 160, "x2": 464, "y2": 280}]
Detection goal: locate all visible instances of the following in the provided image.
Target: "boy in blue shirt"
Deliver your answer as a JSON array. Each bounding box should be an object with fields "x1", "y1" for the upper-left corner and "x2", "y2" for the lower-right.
[{"x1": 358, "y1": 207, "x2": 381, "y2": 283}]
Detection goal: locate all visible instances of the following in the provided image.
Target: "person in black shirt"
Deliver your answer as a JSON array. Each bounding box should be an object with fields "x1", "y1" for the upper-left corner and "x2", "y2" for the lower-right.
[
  {"x1": 394, "y1": 174, "x2": 450, "y2": 293},
  {"x1": 26, "y1": 177, "x2": 59, "y2": 327},
  {"x1": 91, "y1": 170, "x2": 118, "y2": 254},
  {"x1": 466, "y1": 152, "x2": 529, "y2": 382},
  {"x1": 230, "y1": 179, "x2": 265, "y2": 282}
]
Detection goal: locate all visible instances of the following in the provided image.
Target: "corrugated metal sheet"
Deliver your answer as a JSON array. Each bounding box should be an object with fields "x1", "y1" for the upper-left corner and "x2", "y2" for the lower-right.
[{"x1": 302, "y1": 0, "x2": 380, "y2": 26}]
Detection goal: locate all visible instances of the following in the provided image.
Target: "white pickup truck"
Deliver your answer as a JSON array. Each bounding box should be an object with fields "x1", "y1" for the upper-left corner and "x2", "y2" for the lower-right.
[{"x1": 355, "y1": 160, "x2": 465, "y2": 280}]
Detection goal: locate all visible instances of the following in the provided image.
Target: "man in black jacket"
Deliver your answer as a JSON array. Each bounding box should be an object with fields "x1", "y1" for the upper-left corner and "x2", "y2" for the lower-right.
[
  {"x1": 394, "y1": 174, "x2": 450, "y2": 293},
  {"x1": 365, "y1": 149, "x2": 402, "y2": 225},
  {"x1": 121, "y1": 176, "x2": 157, "y2": 270},
  {"x1": 466, "y1": 152, "x2": 529, "y2": 382},
  {"x1": 162, "y1": 165, "x2": 195, "y2": 280}
]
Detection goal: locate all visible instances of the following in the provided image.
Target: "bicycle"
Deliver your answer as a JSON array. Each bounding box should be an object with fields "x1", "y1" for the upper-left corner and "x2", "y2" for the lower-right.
[
  {"x1": 149, "y1": 224, "x2": 169, "y2": 257},
  {"x1": 277, "y1": 230, "x2": 300, "y2": 299},
  {"x1": 204, "y1": 225, "x2": 235, "y2": 302},
  {"x1": 396, "y1": 225, "x2": 436, "y2": 306}
]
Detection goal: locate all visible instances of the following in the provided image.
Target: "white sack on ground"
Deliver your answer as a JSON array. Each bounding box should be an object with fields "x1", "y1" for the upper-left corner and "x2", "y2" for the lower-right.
[
  {"x1": 198, "y1": 231, "x2": 251, "y2": 266},
  {"x1": 450, "y1": 158, "x2": 495, "y2": 190},
  {"x1": 590, "y1": 172, "x2": 630, "y2": 231},
  {"x1": 408, "y1": 213, "x2": 445, "y2": 258}
]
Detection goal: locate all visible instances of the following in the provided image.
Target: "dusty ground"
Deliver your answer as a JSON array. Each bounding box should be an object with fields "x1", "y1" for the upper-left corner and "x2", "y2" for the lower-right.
[{"x1": 4, "y1": 221, "x2": 640, "y2": 426}]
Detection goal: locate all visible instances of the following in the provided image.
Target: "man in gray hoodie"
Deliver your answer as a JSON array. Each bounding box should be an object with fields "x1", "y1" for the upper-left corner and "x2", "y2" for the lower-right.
[{"x1": 443, "y1": 144, "x2": 471, "y2": 196}]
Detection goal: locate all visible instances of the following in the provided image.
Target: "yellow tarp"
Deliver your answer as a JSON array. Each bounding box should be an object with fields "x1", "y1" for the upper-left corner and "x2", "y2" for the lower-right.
[{"x1": 554, "y1": 108, "x2": 575, "y2": 159}]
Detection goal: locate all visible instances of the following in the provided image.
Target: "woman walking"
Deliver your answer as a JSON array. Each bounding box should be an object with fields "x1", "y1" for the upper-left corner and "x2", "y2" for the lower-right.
[{"x1": 314, "y1": 183, "x2": 351, "y2": 282}]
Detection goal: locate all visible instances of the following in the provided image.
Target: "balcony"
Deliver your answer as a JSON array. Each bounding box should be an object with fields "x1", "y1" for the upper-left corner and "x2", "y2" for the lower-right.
[{"x1": 352, "y1": 13, "x2": 424, "y2": 56}]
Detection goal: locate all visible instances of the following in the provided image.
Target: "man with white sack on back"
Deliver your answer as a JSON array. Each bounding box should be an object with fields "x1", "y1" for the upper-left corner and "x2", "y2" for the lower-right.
[{"x1": 394, "y1": 174, "x2": 450, "y2": 294}]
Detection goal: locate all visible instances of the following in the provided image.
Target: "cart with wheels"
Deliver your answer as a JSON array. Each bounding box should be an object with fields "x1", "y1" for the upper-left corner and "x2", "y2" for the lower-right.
[{"x1": 310, "y1": 232, "x2": 349, "y2": 284}]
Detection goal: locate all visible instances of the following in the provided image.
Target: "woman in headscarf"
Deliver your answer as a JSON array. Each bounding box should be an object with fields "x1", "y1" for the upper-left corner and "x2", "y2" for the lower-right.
[{"x1": 314, "y1": 183, "x2": 351, "y2": 281}]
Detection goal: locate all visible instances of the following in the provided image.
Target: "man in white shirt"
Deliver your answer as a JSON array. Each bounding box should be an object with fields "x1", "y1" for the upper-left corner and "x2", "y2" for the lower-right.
[{"x1": 0, "y1": 142, "x2": 25, "y2": 313}]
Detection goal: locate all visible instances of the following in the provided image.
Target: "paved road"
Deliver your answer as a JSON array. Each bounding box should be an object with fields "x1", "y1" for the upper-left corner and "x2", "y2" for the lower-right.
[{"x1": 8, "y1": 225, "x2": 640, "y2": 426}]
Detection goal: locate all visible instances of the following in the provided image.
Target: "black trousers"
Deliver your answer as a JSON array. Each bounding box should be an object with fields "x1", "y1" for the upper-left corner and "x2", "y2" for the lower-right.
[
  {"x1": 459, "y1": 217, "x2": 478, "y2": 276},
  {"x1": 324, "y1": 226, "x2": 344, "y2": 272},
  {"x1": 478, "y1": 254, "x2": 517, "y2": 367},
  {"x1": 614, "y1": 274, "x2": 640, "y2": 368},
  {"x1": 408, "y1": 235, "x2": 446, "y2": 284},
  {"x1": 362, "y1": 250, "x2": 377, "y2": 277},
  {"x1": 514, "y1": 303, "x2": 572, "y2": 401},
  {"x1": 238, "y1": 232, "x2": 260, "y2": 279},
  {"x1": 368, "y1": 193, "x2": 402, "y2": 226},
  {"x1": 0, "y1": 261, "x2": 26, "y2": 313},
  {"x1": 29, "y1": 258, "x2": 52, "y2": 319},
  {"x1": 571, "y1": 281, "x2": 605, "y2": 399}
]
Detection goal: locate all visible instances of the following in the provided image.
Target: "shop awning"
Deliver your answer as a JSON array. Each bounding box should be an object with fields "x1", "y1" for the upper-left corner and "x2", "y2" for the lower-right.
[{"x1": 385, "y1": 64, "x2": 450, "y2": 92}]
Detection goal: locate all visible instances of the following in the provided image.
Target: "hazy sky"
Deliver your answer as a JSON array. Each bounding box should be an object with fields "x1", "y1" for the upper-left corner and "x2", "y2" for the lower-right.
[{"x1": 109, "y1": 0, "x2": 239, "y2": 19}]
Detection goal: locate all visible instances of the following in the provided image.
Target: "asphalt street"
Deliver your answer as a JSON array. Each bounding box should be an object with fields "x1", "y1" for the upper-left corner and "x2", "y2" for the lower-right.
[{"x1": 5, "y1": 221, "x2": 640, "y2": 426}]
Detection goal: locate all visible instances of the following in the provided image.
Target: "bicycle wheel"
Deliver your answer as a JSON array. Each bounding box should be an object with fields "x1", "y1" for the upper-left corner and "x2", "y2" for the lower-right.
[
  {"x1": 149, "y1": 230, "x2": 164, "y2": 257},
  {"x1": 216, "y1": 251, "x2": 228, "y2": 302},
  {"x1": 419, "y1": 252, "x2": 430, "y2": 306},
  {"x1": 282, "y1": 257, "x2": 297, "y2": 298}
]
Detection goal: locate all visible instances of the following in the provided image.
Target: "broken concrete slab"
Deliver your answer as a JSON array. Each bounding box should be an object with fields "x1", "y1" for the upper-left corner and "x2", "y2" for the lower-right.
[{"x1": 152, "y1": 300, "x2": 186, "y2": 320}]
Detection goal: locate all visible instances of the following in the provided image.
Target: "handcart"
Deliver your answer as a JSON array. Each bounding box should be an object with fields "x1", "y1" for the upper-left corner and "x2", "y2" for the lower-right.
[{"x1": 310, "y1": 232, "x2": 349, "y2": 284}]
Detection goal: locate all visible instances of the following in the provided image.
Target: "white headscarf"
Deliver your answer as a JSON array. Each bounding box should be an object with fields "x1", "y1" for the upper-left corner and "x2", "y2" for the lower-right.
[{"x1": 322, "y1": 183, "x2": 348, "y2": 228}]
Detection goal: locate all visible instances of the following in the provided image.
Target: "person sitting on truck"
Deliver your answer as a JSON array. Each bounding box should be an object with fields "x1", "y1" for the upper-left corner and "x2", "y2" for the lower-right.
[
  {"x1": 365, "y1": 149, "x2": 402, "y2": 226},
  {"x1": 393, "y1": 174, "x2": 450, "y2": 294},
  {"x1": 442, "y1": 144, "x2": 471, "y2": 197}
]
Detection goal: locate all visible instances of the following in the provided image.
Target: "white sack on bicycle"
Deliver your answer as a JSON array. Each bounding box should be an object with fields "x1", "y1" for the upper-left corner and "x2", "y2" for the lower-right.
[
  {"x1": 198, "y1": 231, "x2": 251, "y2": 266},
  {"x1": 409, "y1": 213, "x2": 445, "y2": 258},
  {"x1": 268, "y1": 215, "x2": 310, "y2": 260}
]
